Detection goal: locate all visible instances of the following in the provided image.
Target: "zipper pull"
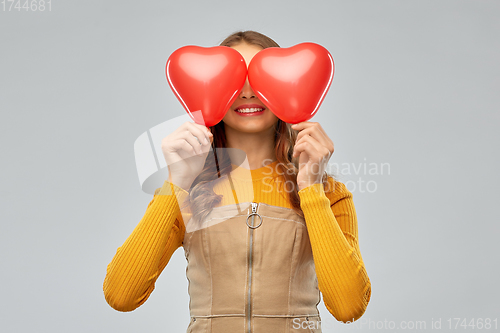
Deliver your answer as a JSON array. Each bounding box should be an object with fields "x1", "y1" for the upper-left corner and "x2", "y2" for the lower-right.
[
  {"x1": 251, "y1": 202, "x2": 258, "y2": 214},
  {"x1": 246, "y1": 202, "x2": 262, "y2": 229}
]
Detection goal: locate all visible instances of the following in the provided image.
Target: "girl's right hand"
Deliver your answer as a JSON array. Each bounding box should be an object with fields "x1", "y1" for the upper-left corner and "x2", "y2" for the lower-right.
[{"x1": 161, "y1": 121, "x2": 213, "y2": 191}]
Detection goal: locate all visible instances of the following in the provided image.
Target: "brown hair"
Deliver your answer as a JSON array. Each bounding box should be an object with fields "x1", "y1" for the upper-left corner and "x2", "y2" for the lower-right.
[{"x1": 183, "y1": 30, "x2": 333, "y2": 223}]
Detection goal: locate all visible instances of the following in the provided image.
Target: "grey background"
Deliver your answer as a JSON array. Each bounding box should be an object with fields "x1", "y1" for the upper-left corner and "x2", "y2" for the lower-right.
[{"x1": 1, "y1": 0, "x2": 499, "y2": 332}]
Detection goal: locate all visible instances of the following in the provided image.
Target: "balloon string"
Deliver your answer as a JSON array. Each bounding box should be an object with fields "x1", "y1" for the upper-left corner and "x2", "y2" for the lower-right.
[{"x1": 212, "y1": 141, "x2": 221, "y2": 178}]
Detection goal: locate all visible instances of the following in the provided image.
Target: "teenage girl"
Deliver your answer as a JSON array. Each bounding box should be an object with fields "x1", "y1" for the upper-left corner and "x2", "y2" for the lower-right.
[{"x1": 103, "y1": 30, "x2": 371, "y2": 333}]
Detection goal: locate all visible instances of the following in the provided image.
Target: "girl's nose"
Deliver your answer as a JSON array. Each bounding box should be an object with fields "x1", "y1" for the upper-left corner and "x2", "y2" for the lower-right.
[{"x1": 239, "y1": 78, "x2": 256, "y2": 99}]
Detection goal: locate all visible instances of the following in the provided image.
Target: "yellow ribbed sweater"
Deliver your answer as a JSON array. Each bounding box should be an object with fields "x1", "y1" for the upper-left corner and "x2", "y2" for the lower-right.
[{"x1": 103, "y1": 160, "x2": 371, "y2": 323}]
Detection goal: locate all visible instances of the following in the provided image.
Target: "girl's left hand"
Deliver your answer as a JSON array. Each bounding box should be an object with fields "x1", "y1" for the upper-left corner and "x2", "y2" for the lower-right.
[{"x1": 291, "y1": 122, "x2": 335, "y2": 191}]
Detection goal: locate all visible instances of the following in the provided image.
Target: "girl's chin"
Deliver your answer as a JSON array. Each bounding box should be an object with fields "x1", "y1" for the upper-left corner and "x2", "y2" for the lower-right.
[{"x1": 224, "y1": 121, "x2": 278, "y2": 135}]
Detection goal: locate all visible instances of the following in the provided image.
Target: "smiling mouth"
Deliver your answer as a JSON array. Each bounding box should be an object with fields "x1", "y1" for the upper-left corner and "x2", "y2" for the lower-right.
[{"x1": 235, "y1": 107, "x2": 265, "y2": 114}]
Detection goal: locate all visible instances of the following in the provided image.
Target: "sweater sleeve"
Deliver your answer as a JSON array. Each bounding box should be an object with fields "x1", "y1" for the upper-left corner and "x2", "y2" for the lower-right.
[
  {"x1": 298, "y1": 177, "x2": 371, "y2": 323},
  {"x1": 103, "y1": 181, "x2": 189, "y2": 312}
]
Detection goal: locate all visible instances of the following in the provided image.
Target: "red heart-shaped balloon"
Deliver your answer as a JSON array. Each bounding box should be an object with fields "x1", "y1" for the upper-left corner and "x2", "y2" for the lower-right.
[
  {"x1": 248, "y1": 42, "x2": 334, "y2": 124},
  {"x1": 166, "y1": 46, "x2": 247, "y2": 127}
]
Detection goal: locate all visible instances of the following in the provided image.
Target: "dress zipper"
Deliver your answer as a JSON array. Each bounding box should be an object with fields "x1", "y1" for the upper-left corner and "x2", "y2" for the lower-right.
[{"x1": 246, "y1": 202, "x2": 259, "y2": 333}]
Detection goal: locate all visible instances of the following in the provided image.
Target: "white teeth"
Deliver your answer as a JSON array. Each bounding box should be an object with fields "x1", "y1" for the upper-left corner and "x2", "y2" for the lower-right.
[{"x1": 236, "y1": 108, "x2": 264, "y2": 113}]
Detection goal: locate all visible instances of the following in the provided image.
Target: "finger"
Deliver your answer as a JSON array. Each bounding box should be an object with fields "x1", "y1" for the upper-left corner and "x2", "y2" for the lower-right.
[
  {"x1": 293, "y1": 142, "x2": 317, "y2": 162},
  {"x1": 296, "y1": 128, "x2": 328, "y2": 148},
  {"x1": 168, "y1": 139, "x2": 198, "y2": 156},
  {"x1": 291, "y1": 121, "x2": 322, "y2": 133},
  {"x1": 176, "y1": 122, "x2": 212, "y2": 145},
  {"x1": 184, "y1": 123, "x2": 214, "y2": 153},
  {"x1": 290, "y1": 121, "x2": 312, "y2": 130},
  {"x1": 295, "y1": 131, "x2": 322, "y2": 149},
  {"x1": 294, "y1": 122, "x2": 329, "y2": 144},
  {"x1": 192, "y1": 122, "x2": 213, "y2": 142},
  {"x1": 293, "y1": 136, "x2": 320, "y2": 158},
  {"x1": 296, "y1": 127, "x2": 334, "y2": 155},
  {"x1": 294, "y1": 146, "x2": 330, "y2": 172},
  {"x1": 186, "y1": 122, "x2": 212, "y2": 145},
  {"x1": 293, "y1": 135, "x2": 331, "y2": 160},
  {"x1": 179, "y1": 132, "x2": 204, "y2": 154}
]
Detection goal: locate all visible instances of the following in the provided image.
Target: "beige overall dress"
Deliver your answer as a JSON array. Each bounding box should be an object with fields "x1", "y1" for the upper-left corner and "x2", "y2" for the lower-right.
[{"x1": 182, "y1": 198, "x2": 323, "y2": 333}]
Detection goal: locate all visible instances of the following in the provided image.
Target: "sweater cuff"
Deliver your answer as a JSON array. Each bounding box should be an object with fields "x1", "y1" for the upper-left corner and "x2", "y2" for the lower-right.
[
  {"x1": 298, "y1": 183, "x2": 331, "y2": 210},
  {"x1": 155, "y1": 181, "x2": 189, "y2": 205}
]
